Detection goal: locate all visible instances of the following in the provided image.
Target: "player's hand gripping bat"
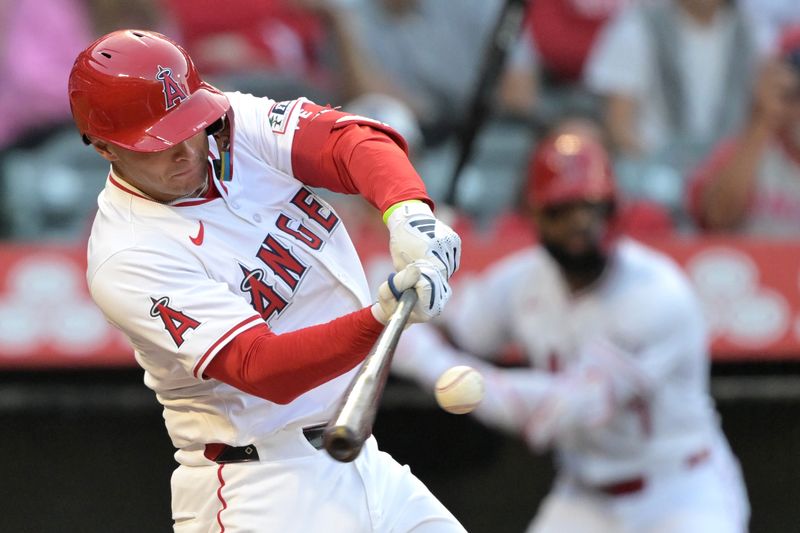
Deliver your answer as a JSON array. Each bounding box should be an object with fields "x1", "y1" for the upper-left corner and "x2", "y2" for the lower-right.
[{"x1": 323, "y1": 289, "x2": 418, "y2": 462}]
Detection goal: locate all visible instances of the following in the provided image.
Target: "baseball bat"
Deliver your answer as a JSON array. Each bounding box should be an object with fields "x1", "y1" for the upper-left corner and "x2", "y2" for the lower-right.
[
  {"x1": 323, "y1": 289, "x2": 419, "y2": 462},
  {"x1": 443, "y1": 0, "x2": 528, "y2": 206}
]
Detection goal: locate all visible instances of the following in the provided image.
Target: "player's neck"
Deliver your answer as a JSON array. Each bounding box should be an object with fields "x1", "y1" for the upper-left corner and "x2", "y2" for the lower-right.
[
  {"x1": 543, "y1": 242, "x2": 608, "y2": 293},
  {"x1": 110, "y1": 164, "x2": 209, "y2": 203},
  {"x1": 564, "y1": 267, "x2": 605, "y2": 294}
]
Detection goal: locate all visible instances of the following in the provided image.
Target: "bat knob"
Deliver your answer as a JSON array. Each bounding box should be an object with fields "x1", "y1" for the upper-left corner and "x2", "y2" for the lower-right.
[{"x1": 323, "y1": 425, "x2": 363, "y2": 463}]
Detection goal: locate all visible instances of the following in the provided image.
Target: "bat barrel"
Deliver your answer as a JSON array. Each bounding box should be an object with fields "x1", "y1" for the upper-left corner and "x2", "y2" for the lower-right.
[
  {"x1": 323, "y1": 289, "x2": 418, "y2": 462},
  {"x1": 323, "y1": 425, "x2": 362, "y2": 463}
]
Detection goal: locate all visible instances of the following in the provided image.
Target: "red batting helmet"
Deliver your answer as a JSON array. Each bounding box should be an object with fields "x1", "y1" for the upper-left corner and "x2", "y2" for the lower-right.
[
  {"x1": 526, "y1": 131, "x2": 616, "y2": 208},
  {"x1": 68, "y1": 30, "x2": 229, "y2": 152}
]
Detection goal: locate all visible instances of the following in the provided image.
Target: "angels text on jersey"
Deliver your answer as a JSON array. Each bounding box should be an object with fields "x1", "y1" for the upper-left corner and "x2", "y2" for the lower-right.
[{"x1": 150, "y1": 186, "x2": 340, "y2": 347}]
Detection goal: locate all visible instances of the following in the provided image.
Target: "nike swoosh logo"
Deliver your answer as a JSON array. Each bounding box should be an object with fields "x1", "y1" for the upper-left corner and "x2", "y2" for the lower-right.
[{"x1": 190, "y1": 221, "x2": 205, "y2": 246}]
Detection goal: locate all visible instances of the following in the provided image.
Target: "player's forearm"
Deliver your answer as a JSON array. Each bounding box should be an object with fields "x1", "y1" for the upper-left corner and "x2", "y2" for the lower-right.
[
  {"x1": 702, "y1": 122, "x2": 771, "y2": 229},
  {"x1": 205, "y1": 307, "x2": 383, "y2": 404},
  {"x1": 606, "y1": 95, "x2": 642, "y2": 156}
]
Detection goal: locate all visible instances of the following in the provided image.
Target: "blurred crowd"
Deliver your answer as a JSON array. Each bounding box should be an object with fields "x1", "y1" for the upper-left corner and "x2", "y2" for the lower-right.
[{"x1": 2, "y1": 0, "x2": 800, "y2": 241}]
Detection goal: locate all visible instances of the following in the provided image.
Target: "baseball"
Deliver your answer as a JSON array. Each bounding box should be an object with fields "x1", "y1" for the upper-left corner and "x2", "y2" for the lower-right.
[{"x1": 434, "y1": 365, "x2": 485, "y2": 414}]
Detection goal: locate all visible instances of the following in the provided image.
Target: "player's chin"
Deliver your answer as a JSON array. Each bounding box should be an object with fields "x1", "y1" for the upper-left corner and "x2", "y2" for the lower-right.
[
  {"x1": 563, "y1": 236, "x2": 595, "y2": 257},
  {"x1": 169, "y1": 168, "x2": 206, "y2": 193}
]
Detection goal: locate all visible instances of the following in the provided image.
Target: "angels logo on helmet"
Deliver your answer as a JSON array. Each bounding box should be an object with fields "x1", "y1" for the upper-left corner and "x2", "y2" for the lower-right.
[{"x1": 155, "y1": 65, "x2": 188, "y2": 110}]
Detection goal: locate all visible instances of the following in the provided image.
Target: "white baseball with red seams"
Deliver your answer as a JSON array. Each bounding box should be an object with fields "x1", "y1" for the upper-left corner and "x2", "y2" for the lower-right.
[{"x1": 434, "y1": 365, "x2": 484, "y2": 414}]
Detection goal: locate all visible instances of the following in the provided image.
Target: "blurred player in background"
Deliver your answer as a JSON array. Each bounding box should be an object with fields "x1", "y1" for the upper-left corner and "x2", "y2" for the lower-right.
[
  {"x1": 394, "y1": 124, "x2": 749, "y2": 532},
  {"x1": 69, "y1": 29, "x2": 465, "y2": 532}
]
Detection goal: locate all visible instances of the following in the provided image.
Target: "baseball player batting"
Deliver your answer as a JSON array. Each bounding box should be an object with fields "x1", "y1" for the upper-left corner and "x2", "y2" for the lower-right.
[
  {"x1": 393, "y1": 122, "x2": 750, "y2": 533},
  {"x1": 69, "y1": 30, "x2": 464, "y2": 532}
]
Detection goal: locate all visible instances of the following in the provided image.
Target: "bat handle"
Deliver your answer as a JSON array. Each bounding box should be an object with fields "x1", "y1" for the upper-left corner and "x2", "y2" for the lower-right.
[{"x1": 323, "y1": 289, "x2": 419, "y2": 462}]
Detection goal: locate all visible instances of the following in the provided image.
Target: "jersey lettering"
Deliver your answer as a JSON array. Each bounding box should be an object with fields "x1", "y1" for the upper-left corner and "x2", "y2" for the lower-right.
[
  {"x1": 155, "y1": 66, "x2": 188, "y2": 110},
  {"x1": 149, "y1": 296, "x2": 200, "y2": 347},
  {"x1": 239, "y1": 264, "x2": 288, "y2": 322},
  {"x1": 256, "y1": 235, "x2": 307, "y2": 291},
  {"x1": 275, "y1": 213, "x2": 323, "y2": 250},
  {"x1": 290, "y1": 188, "x2": 339, "y2": 233}
]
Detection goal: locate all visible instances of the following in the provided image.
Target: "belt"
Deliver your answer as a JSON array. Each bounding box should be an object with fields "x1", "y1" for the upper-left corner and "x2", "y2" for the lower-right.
[
  {"x1": 597, "y1": 477, "x2": 646, "y2": 496},
  {"x1": 594, "y1": 448, "x2": 711, "y2": 497},
  {"x1": 204, "y1": 425, "x2": 327, "y2": 464}
]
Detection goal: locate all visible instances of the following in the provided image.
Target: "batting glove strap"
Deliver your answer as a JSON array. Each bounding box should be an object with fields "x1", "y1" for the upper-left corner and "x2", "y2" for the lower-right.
[
  {"x1": 372, "y1": 260, "x2": 452, "y2": 325},
  {"x1": 386, "y1": 201, "x2": 462, "y2": 279}
]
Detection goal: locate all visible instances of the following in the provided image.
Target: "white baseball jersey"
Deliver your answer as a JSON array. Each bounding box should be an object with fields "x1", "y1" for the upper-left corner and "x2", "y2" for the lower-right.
[
  {"x1": 443, "y1": 238, "x2": 723, "y2": 484},
  {"x1": 394, "y1": 237, "x2": 749, "y2": 531},
  {"x1": 87, "y1": 90, "x2": 468, "y2": 532},
  {"x1": 87, "y1": 91, "x2": 374, "y2": 456}
]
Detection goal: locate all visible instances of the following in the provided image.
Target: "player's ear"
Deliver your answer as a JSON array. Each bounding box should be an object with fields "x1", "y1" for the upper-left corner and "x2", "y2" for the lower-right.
[{"x1": 87, "y1": 136, "x2": 119, "y2": 162}]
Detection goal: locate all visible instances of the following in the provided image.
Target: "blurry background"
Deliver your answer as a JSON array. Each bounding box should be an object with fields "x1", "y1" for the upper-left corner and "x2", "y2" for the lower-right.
[{"x1": 2, "y1": 0, "x2": 800, "y2": 531}]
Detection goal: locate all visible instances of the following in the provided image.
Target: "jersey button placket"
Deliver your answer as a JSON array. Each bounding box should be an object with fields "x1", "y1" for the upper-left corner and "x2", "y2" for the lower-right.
[
  {"x1": 226, "y1": 198, "x2": 251, "y2": 222},
  {"x1": 253, "y1": 213, "x2": 262, "y2": 223}
]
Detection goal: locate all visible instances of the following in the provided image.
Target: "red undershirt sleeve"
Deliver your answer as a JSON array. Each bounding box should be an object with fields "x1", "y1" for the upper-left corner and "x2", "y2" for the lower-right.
[
  {"x1": 290, "y1": 103, "x2": 433, "y2": 213},
  {"x1": 204, "y1": 307, "x2": 384, "y2": 404}
]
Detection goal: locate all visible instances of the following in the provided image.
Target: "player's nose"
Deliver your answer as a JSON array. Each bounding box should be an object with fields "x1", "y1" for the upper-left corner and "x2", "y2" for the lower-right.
[{"x1": 565, "y1": 204, "x2": 595, "y2": 230}]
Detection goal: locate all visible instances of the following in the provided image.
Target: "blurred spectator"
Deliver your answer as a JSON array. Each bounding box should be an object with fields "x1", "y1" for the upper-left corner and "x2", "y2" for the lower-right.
[
  {"x1": 526, "y1": 0, "x2": 631, "y2": 84},
  {"x1": 350, "y1": 0, "x2": 503, "y2": 142},
  {"x1": 0, "y1": 0, "x2": 93, "y2": 149},
  {"x1": 585, "y1": 0, "x2": 771, "y2": 220},
  {"x1": 291, "y1": 0, "x2": 390, "y2": 102},
  {"x1": 496, "y1": 33, "x2": 542, "y2": 120},
  {"x1": 87, "y1": 0, "x2": 168, "y2": 35},
  {"x1": 740, "y1": 0, "x2": 800, "y2": 47},
  {"x1": 501, "y1": 0, "x2": 631, "y2": 123},
  {"x1": 165, "y1": 0, "x2": 324, "y2": 76},
  {"x1": 0, "y1": 0, "x2": 91, "y2": 238},
  {"x1": 0, "y1": 0, "x2": 165, "y2": 241},
  {"x1": 688, "y1": 27, "x2": 800, "y2": 236},
  {"x1": 586, "y1": 0, "x2": 768, "y2": 158},
  {"x1": 164, "y1": 0, "x2": 375, "y2": 104}
]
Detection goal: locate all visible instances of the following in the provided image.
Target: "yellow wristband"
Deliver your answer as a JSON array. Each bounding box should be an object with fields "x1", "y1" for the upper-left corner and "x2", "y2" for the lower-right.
[{"x1": 382, "y1": 199, "x2": 424, "y2": 225}]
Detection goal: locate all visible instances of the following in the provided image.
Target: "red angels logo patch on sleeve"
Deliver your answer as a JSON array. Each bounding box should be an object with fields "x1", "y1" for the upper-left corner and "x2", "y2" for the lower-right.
[
  {"x1": 150, "y1": 296, "x2": 200, "y2": 347},
  {"x1": 155, "y1": 65, "x2": 188, "y2": 110}
]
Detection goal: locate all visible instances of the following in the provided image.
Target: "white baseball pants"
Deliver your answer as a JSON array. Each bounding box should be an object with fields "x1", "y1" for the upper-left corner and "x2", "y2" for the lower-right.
[
  {"x1": 528, "y1": 441, "x2": 749, "y2": 533},
  {"x1": 170, "y1": 433, "x2": 465, "y2": 532}
]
